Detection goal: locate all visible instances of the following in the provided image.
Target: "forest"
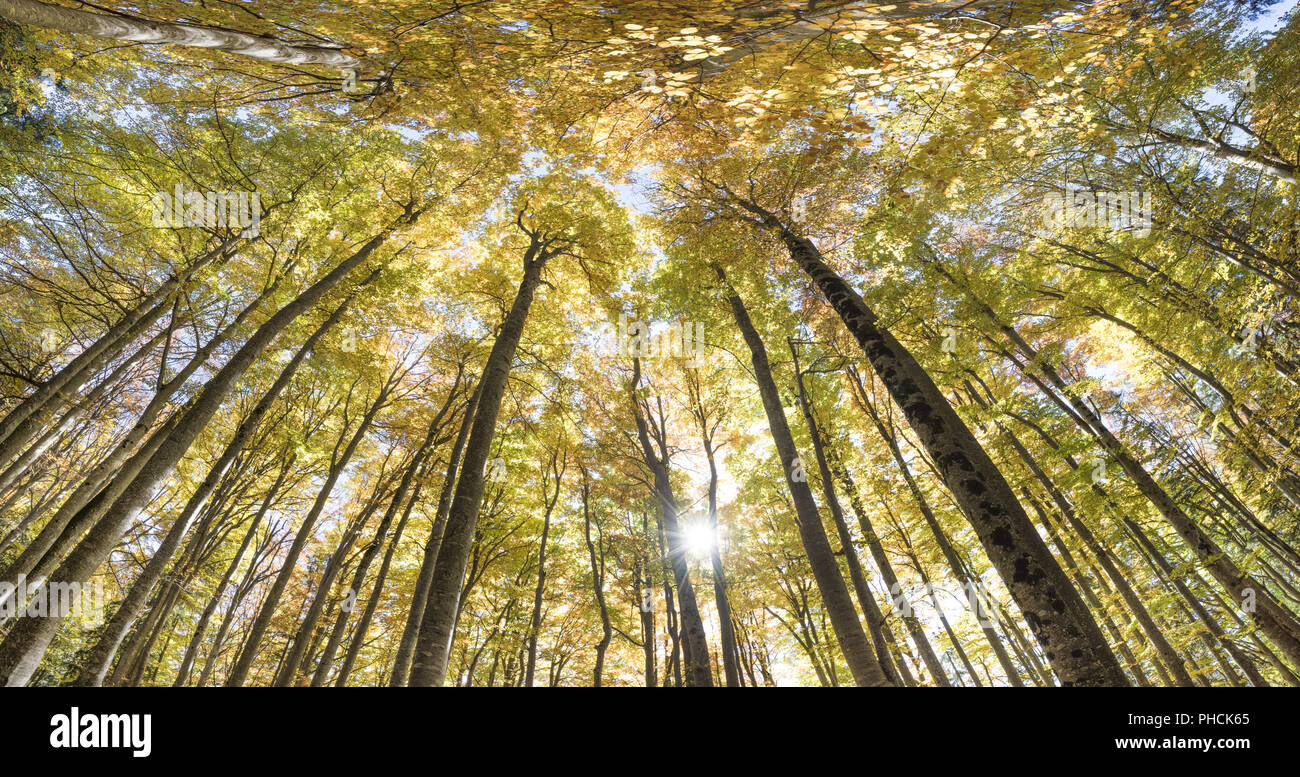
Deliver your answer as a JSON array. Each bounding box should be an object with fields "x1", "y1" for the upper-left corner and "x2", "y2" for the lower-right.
[{"x1": 0, "y1": 0, "x2": 1296, "y2": 688}]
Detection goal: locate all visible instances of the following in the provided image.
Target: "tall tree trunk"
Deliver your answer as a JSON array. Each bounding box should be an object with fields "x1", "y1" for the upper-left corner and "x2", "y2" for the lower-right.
[
  {"x1": 229, "y1": 378, "x2": 391, "y2": 687},
  {"x1": 0, "y1": 328, "x2": 168, "y2": 501},
  {"x1": 845, "y1": 368, "x2": 1027, "y2": 685},
  {"x1": 524, "y1": 447, "x2": 564, "y2": 687},
  {"x1": 580, "y1": 467, "x2": 613, "y2": 687},
  {"x1": 0, "y1": 0, "x2": 361, "y2": 66},
  {"x1": 173, "y1": 457, "x2": 290, "y2": 686},
  {"x1": 273, "y1": 466, "x2": 394, "y2": 686},
  {"x1": 974, "y1": 295, "x2": 1300, "y2": 668},
  {"x1": 716, "y1": 266, "x2": 889, "y2": 686},
  {"x1": 0, "y1": 235, "x2": 240, "y2": 468},
  {"x1": 390, "y1": 381, "x2": 479, "y2": 685},
  {"x1": 0, "y1": 213, "x2": 413, "y2": 686},
  {"x1": 980, "y1": 405, "x2": 1198, "y2": 687},
  {"x1": 685, "y1": 371, "x2": 742, "y2": 687},
  {"x1": 627, "y1": 358, "x2": 713, "y2": 687},
  {"x1": 716, "y1": 192, "x2": 1125, "y2": 686},
  {"x1": 315, "y1": 408, "x2": 448, "y2": 686},
  {"x1": 791, "y1": 348, "x2": 908, "y2": 686},
  {"x1": 636, "y1": 512, "x2": 657, "y2": 688},
  {"x1": 69, "y1": 277, "x2": 345, "y2": 686},
  {"x1": 408, "y1": 232, "x2": 557, "y2": 686},
  {"x1": 656, "y1": 508, "x2": 684, "y2": 687}
]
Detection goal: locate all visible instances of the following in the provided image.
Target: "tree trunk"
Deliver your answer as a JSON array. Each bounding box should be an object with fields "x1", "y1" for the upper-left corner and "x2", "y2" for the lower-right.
[
  {"x1": 0, "y1": 213, "x2": 412, "y2": 687},
  {"x1": 718, "y1": 194, "x2": 1125, "y2": 686},
  {"x1": 315, "y1": 408, "x2": 447, "y2": 686},
  {"x1": 524, "y1": 448, "x2": 564, "y2": 687},
  {"x1": 0, "y1": 235, "x2": 239, "y2": 468},
  {"x1": 173, "y1": 457, "x2": 289, "y2": 686},
  {"x1": 628, "y1": 357, "x2": 713, "y2": 687},
  {"x1": 0, "y1": 0, "x2": 360, "y2": 67},
  {"x1": 791, "y1": 350, "x2": 908, "y2": 686},
  {"x1": 389, "y1": 384, "x2": 478, "y2": 685},
  {"x1": 69, "y1": 275, "x2": 339, "y2": 686},
  {"x1": 408, "y1": 234, "x2": 556, "y2": 686},
  {"x1": 716, "y1": 266, "x2": 890, "y2": 686},
  {"x1": 685, "y1": 372, "x2": 742, "y2": 687},
  {"x1": 580, "y1": 467, "x2": 613, "y2": 686}
]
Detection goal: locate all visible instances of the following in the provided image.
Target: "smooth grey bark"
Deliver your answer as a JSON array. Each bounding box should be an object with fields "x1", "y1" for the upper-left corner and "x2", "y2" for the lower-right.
[
  {"x1": 331, "y1": 473, "x2": 421, "y2": 687},
  {"x1": 716, "y1": 266, "x2": 890, "y2": 686},
  {"x1": 0, "y1": 215, "x2": 415, "y2": 687},
  {"x1": 993, "y1": 413, "x2": 1196, "y2": 687},
  {"x1": 790, "y1": 350, "x2": 907, "y2": 686},
  {"x1": 635, "y1": 512, "x2": 657, "y2": 687},
  {"x1": 273, "y1": 471, "x2": 389, "y2": 686},
  {"x1": 1133, "y1": 124, "x2": 1297, "y2": 183},
  {"x1": 0, "y1": 235, "x2": 240, "y2": 468},
  {"x1": 1123, "y1": 517, "x2": 1271, "y2": 687},
  {"x1": 231, "y1": 376, "x2": 392, "y2": 687},
  {"x1": 1040, "y1": 291, "x2": 1300, "y2": 511},
  {"x1": 66, "y1": 273, "x2": 316, "y2": 685},
  {"x1": 968, "y1": 283, "x2": 1300, "y2": 669},
  {"x1": 390, "y1": 381, "x2": 479, "y2": 685},
  {"x1": 316, "y1": 392, "x2": 452, "y2": 686},
  {"x1": 408, "y1": 230, "x2": 559, "y2": 686},
  {"x1": 0, "y1": 0, "x2": 361, "y2": 67},
  {"x1": 198, "y1": 521, "x2": 281, "y2": 687},
  {"x1": 0, "y1": 328, "x2": 168, "y2": 501},
  {"x1": 0, "y1": 410, "x2": 180, "y2": 619},
  {"x1": 0, "y1": 250, "x2": 287, "y2": 598}
]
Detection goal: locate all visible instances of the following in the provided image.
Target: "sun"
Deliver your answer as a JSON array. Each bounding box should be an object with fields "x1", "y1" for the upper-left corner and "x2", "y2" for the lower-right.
[{"x1": 683, "y1": 522, "x2": 714, "y2": 557}]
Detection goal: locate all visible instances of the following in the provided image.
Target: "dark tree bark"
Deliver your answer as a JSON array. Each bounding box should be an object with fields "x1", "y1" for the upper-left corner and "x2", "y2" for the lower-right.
[
  {"x1": 845, "y1": 367, "x2": 1027, "y2": 685},
  {"x1": 580, "y1": 467, "x2": 613, "y2": 686},
  {"x1": 684, "y1": 369, "x2": 742, "y2": 687},
  {"x1": 710, "y1": 188, "x2": 1125, "y2": 686},
  {"x1": 628, "y1": 358, "x2": 712, "y2": 686},
  {"x1": 524, "y1": 446, "x2": 564, "y2": 687}
]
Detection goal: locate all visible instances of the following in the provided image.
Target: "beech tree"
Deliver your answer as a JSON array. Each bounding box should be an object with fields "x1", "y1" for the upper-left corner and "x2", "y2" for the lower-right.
[{"x1": 0, "y1": 0, "x2": 1295, "y2": 688}]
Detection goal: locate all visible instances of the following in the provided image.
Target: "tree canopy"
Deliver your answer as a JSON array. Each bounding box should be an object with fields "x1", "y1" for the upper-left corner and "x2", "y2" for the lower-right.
[{"x1": 0, "y1": 0, "x2": 1296, "y2": 688}]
